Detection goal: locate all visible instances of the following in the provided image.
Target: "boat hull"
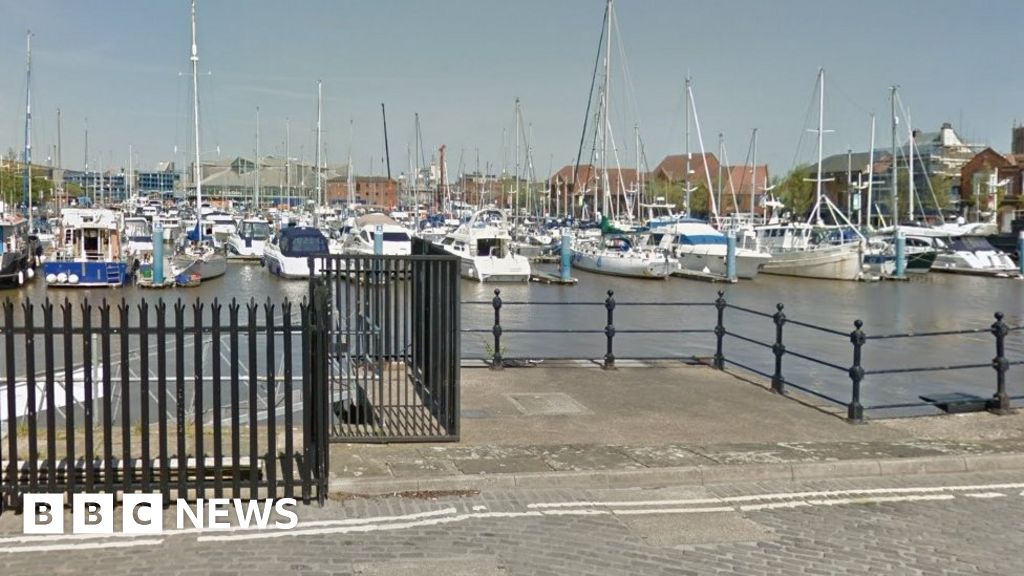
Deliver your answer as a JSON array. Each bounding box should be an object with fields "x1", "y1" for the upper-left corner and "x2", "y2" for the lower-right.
[
  {"x1": 931, "y1": 251, "x2": 1020, "y2": 276},
  {"x1": 263, "y1": 253, "x2": 325, "y2": 279},
  {"x1": 172, "y1": 253, "x2": 227, "y2": 281},
  {"x1": 571, "y1": 250, "x2": 674, "y2": 279},
  {"x1": 673, "y1": 250, "x2": 770, "y2": 279},
  {"x1": 460, "y1": 256, "x2": 531, "y2": 283},
  {"x1": 759, "y1": 246, "x2": 864, "y2": 281},
  {"x1": 43, "y1": 261, "x2": 128, "y2": 287}
]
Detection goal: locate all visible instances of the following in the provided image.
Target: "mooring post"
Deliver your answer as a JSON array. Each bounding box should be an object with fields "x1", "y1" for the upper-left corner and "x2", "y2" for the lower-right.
[
  {"x1": 847, "y1": 319, "x2": 866, "y2": 423},
  {"x1": 603, "y1": 290, "x2": 616, "y2": 369},
  {"x1": 990, "y1": 311, "x2": 1010, "y2": 414},
  {"x1": 713, "y1": 291, "x2": 726, "y2": 369},
  {"x1": 491, "y1": 289, "x2": 503, "y2": 370},
  {"x1": 560, "y1": 228, "x2": 571, "y2": 282},
  {"x1": 1018, "y1": 231, "x2": 1024, "y2": 277},
  {"x1": 373, "y1": 224, "x2": 383, "y2": 256},
  {"x1": 152, "y1": 222, "x2": 164, "y2": 284},
  {"x1": 771, "y1": 303, "x2": 786, "y2": 394},
  {"x1": 894, "y1": 229, "x2": 906, "y2": 278},
  {"x1": 726, "y1": 231, "x2": 737, "y2": 281}
]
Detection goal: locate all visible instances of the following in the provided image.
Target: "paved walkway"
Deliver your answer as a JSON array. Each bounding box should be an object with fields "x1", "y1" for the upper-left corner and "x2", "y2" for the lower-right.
[{"x1": 331, "y1": 363, "x2": 1024, "y2": 493}]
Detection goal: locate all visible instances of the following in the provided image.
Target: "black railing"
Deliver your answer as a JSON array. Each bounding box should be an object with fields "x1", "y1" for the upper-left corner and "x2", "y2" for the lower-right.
[
  {"x1": 0, "y1": 296, "x2": 330, "y2": 514},
  {"x1": 463, "y1": 290, "x2": 1023, "y2": 422},
  {"x1": 463, "y1": 289, "x2": 716, "y2": 368}
]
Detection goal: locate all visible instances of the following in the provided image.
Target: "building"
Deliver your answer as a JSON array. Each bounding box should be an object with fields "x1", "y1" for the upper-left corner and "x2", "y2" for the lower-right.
[
  {"x1": 716, "y1": 165, "x2": 770, "y2": 215},
  {"x1": 649, "y1": 153, "x2": 720, "y2": 187},
  {"x1": 137, "y1": 163, "x2": 180, "y2": 195},
  {"x1": 958, "y1": 148, "x2": 1023, "y2": 223},
  {"x1": 549, "y1": 164, "x2": 638, "y2": 216},
  {"x1": 325, "y1": 176, "x2": 399, "y2": 208},
  {"x1": 192, "y1": 156, "x2": 346, "y2": 206}
]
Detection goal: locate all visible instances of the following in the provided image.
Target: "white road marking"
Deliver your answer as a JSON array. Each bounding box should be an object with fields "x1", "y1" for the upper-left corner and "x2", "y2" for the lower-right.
[
  {"x1": 526, "y1": 482, "x2": 1024, "y2": 509},
  {"x1": 0, "y1": 539, "x2": 164, "y2": 554},
  {"x1": 963, "y1": 492, "x2": 1007, "y2": 499}
]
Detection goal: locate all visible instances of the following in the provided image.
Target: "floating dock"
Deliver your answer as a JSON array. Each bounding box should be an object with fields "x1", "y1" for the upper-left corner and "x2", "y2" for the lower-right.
[
  {"x1": 671, "y1": 269, "x2": 737, "y2": 283},
  {"x1": 530, "y1": 271, "x2": 578, "y2": 285}
]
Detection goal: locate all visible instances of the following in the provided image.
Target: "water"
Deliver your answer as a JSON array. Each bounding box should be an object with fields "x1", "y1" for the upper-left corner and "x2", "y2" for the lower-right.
[{"x1": 4, "y1": 262, "x2": 1024, "y2": 415}]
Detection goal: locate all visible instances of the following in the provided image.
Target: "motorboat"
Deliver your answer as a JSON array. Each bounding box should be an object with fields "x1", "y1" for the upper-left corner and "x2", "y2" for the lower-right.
[
  {"x1": 571, "y1": 234, "x2": 675, "y2": 279},
  {"x1": 340, "y1": 213, "x2": 412, "y2": 256},
  {"x1": 646, "y1": 218, "x2": 771, "y2": 279},
  {"x1": 0, "y1": 210, "x2": 42, "y2": 287},
  {"x1": 906, "y1": 233, "x2": 1018, "y2": 276},
  {"x1": 123, "y1": 216, "x2": 154, "y2": 264},
  {"x1": 226, "y1": 217, "x2": 272, "y2": 261},
  {"x1": 262, "y1": 225, "x2": 330, "y2": 279},
  {"x1": 437, "y1": 208, "x2": 531, "y2": 282},
  {"x1": 43, "y1": 208, "x2": 129, "y2": 287},
  {"x1": 751, "y1": 223, "x2": 865, "y2": 281}
]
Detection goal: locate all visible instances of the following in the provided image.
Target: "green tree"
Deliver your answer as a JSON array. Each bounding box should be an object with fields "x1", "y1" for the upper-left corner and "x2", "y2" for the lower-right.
[{"x1": 777, "y1": 165, "x2": 814, "y2": 216}]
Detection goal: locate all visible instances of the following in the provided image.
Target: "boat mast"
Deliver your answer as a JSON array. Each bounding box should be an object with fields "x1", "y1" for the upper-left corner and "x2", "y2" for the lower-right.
[
  {"x1": 813, "y1": 68, "x2": 825, "y2": 226},
  {"x1": 190, "y1": 0, "x2": 203, "y2": 227},
  {"x1": 866, "y1": 114, "x2": 875, "y2": 229},
  {"x1": 285, "y1": 117, "x2": 290, "y2": 205},
  {"x1": 514, "y1": 97, "x2": 520, "y2": 220},
  {"x1": 683, "y1": 78, "x2": 694, "y2": 216},
  {"x1": 890, "y1": 85, "x2": 898, "y2": 227},
  {"x1": 315, "y1": 80, "x2": 322, "y2": 209},
  {"x1": 23, "y1": 30, "x2": 32, "y2": 219},
  {"x1": 600, "y1": 0, "x2": 612, "y2": 220},
  {"x1": 907, "y1": 108, "x2": 915, "y2": 223},
  {"x1": 750, "y1": 128, "x2": 758, "y2": 216},
  {"x1": 255, "y1": 106, "x2": 260, "y2": 209}
]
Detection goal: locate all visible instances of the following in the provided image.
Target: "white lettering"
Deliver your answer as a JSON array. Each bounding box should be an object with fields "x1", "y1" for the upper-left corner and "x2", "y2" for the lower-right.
[
  {"x1": 232, "y1": 498, "x2": 273, "y2": 529},
  {"x1": 207, "y1": 498, "x2": 230, "y2": 529},
  {"x1": 176, "y1": 499, "x2": 204, "y2": 529},
  {"x1": 273, "y1": 498, "x2": 298, "y2": 529}
]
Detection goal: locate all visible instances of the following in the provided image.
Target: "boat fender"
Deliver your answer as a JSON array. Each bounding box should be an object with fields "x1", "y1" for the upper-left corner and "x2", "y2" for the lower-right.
[
  {"x1": 25, "y1": 267, "x2": 34, "y2": 280},
  {"x1": 16, "y1": 270, "x2": 24, "y2": 285}
]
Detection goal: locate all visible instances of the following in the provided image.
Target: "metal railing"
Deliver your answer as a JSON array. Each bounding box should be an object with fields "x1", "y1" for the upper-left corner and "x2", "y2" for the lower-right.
[
  {"x1": 0, "y1": 296, "x2": 330, "y2": 514},
  {"x1": 463, "y1": 290, "x2": 1023, "y2": 423},
  {"x1": 463, "y1": 289, "x2": 715, "y2": 368}
]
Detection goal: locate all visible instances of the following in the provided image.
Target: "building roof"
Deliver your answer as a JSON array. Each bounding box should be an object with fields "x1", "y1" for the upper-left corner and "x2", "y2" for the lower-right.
[
  {"x1": 722, "y1": 165, "x2": 769, "y2": 194},
  {"x1": 650, "y1": 153, "x2": 720, "y2": 184},
  {"x1": 550, "y1": 165, "x2": 639, "y2": 195},
  {"x1": 198, "y1": 156, "x2": 346, "y2": 189}
]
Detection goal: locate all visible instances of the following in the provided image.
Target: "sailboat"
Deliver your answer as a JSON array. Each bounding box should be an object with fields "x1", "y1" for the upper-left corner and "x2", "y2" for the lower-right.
[
  {"x1": 753, "y1": 69, "x2": 866, "y2": 281},
  {"x1": 569, "y1": 0, "x2": 676, "y2": 280},
  {"x1": 172, "y1": 0, "x2": 226, "y2": 282}
]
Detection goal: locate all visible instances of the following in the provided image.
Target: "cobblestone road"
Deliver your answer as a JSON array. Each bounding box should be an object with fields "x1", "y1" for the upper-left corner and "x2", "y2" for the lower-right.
[{"x1": 2, "y1": 471, "x2": 1023, "y2": 575}]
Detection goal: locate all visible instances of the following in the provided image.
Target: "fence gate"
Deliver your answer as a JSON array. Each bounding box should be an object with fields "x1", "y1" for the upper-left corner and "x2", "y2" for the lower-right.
[{"x1": 314, "y1": 250, "x2": 460, "y2": 443}]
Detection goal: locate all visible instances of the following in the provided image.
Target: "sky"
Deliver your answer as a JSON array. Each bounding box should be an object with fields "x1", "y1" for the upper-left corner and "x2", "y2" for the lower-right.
[{"x1": 1, "y1": 0, "x2": 1022, "y2": 180}]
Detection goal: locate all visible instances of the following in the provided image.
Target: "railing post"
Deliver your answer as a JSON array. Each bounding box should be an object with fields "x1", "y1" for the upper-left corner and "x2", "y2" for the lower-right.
[
  {"x1": 847, "y1": 319, "x2": 865, "y2": 423},
  {"x1": 491, "y1": 289, "x2": 503, "y2": 370},
  {"x1": 604, "y1": 290, "x2": 616, "y2": 370},
  {"x1": 771, "y1": 303, "x2": 786, "y2": 394},
  {"x1": 989, "y1": 311, "x2": 1010, "y2": 414},
  {"x1": 713, "y1": 291, "x2": 726, "y2": 369}
]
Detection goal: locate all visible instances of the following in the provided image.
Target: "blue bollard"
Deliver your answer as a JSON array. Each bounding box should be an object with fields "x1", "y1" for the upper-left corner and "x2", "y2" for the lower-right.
[
  {"x1": 152, "y1": 223, "x2": 164, "y2": 284},
  {"x1": 560, "y1": 228, "x2": 571, "y2": 282},
  {"x1": 374, "y1": 224, "x2": 384, "y2": 255},
  {"x1": 894, "y1": 229, "x2": 906, "y2": 278},
  {"x1": 726, "y1": 231, "x2": 737, "y2": 281},
  {"x1": 1018, "y1": 231, "x2": 1024, "y2": 277}
]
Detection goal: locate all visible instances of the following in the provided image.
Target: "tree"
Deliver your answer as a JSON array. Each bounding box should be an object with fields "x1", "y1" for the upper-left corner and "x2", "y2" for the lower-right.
[{"x1": 777, "y1": 165, "x2": 814, "y2": 216}]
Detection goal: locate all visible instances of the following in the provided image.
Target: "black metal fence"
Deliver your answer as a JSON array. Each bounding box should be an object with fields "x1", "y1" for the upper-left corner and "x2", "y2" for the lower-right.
[
  {"x1": 0, "y1": 295, "x2": 330, "y2": 514},
  {"x1": 463, "y1": 290, "x2": 1024, "y2": 422},
  {"x1": 313, "y1": 250, "x2": 460, "y2": 443},
  {"x1": 463, "y1": 289, "x2": 715, "y2": 367}
]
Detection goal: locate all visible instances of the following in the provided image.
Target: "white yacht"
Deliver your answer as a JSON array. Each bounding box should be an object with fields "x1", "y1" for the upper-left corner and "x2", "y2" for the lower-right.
[
  {"x1": 906, "y1": 233, "x2": 1017, "y2": 276},
  {"x1": 572, "y1": 234, "x2": 676, "y2": 279},
  {"x1": 341, "y1": 213, "x2": 412, "y2": 256},
  {"x1": 438, "y1": 209, "x2": 531, "y2": 282},
  {"x1": 647, "y1": 218, "x2": 770, "y2": 279},
  {"x1": 226, "y1": 217, "x2": 272, "y2": 261},
  {"x1": 123, "y1": 216, "x2": 154, "y2": 264},
  {"x1": 751, "y1": 223, "x2": 865, "y2": 281},
  {"x1": 262, "y1": 225, "x2": 330, "y2": 279}
]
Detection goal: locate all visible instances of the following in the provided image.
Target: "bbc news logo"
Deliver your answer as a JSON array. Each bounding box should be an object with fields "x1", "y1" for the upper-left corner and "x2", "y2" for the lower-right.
[{"x1": 24, "y1": 494, "x2": 299, "y2": 534}]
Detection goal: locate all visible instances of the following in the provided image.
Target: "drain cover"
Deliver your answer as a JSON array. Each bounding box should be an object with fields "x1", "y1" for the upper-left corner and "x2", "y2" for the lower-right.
[{"x1": 507, "y1": 393, "x2": 589, "y2": 416}]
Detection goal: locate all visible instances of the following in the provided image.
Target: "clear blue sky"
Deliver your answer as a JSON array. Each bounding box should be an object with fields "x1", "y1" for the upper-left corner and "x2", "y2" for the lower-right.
[{"x1": 1, "y1": 0, "x2": 1021, "y2": 179}]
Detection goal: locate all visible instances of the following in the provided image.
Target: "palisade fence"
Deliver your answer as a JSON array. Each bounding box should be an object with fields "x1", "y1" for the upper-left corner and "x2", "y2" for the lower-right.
[
  {"x1": 0, "y1": 295, "x2": 330, "y2": 515},
  {"x1": 464, "y1": 289, "x2": 1024, "y2": 421}
]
